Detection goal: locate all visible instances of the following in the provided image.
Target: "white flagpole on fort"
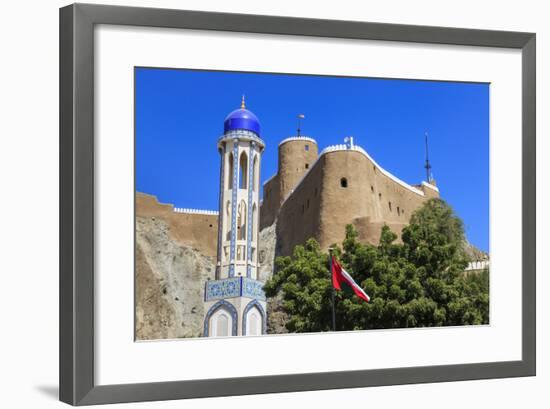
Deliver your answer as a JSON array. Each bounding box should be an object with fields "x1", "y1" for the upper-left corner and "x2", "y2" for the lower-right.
[{"x1": 297, "y1": 114, "x2": 305, "y2": 136}]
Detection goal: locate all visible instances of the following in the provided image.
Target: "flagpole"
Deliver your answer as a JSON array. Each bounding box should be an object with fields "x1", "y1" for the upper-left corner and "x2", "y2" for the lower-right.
[{"x1": 329, "y1": 248, "x2": 336, "y2": 332}]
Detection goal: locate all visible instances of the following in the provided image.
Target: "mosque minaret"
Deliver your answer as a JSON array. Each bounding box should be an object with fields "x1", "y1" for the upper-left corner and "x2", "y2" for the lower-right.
[{"x1": 203, "y1": 97, "x2": 267, "y2": 337}]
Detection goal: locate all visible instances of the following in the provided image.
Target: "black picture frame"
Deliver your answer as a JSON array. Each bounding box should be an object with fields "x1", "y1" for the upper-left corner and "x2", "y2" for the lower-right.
[{"x1": 59, "y1": 3, "x2": 536, "y2": 406}]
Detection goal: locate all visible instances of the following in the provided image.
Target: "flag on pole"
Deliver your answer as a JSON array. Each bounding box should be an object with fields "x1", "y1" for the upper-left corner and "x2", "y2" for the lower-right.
[{"x1": 331, "y1": 256, "x2": 370, "y2": 303}]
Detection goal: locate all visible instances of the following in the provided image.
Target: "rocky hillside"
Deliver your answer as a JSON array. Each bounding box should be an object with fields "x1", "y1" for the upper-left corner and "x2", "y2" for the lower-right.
[{"x1": 136, "y1": 216, "x2": 215, "y2": 340}]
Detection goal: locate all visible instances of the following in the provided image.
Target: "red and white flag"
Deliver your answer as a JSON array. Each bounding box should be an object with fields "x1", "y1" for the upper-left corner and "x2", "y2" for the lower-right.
[{"x1": 331, "y1": 256, "x2": 370, "y2": 303}]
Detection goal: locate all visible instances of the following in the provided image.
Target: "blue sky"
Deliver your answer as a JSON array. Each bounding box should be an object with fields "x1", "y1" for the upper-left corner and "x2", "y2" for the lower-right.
[{"x1": 135, "y1": 68, "x2": 489, "y2": 252}]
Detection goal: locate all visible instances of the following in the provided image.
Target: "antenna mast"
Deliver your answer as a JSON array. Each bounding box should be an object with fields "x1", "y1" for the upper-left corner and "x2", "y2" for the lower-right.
[{"x1": 424, "y1": 132, "x2": 432, "y2": 183}]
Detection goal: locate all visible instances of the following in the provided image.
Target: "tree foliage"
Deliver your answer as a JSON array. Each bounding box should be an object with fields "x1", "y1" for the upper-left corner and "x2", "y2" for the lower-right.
[{"x1": 264, "y1": 198, "x2": 489, "y2": 332}]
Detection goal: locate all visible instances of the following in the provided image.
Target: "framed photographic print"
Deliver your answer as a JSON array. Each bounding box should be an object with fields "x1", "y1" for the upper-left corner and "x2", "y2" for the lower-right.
[{"x1": 59, "y1": 3, "x2": 536, "y2": 406}]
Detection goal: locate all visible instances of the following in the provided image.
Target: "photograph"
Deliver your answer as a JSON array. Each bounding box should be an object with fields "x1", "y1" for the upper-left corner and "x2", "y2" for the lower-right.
[
  {"x1": 0, "y1": 0, "x2": 542, "y2": 407},
  {"x1": 134, "y1": 67, "x2": 490, "y2": 340}
]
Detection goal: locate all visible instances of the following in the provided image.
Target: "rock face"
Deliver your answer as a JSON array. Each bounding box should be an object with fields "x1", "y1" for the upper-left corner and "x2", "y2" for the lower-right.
[
  {"x1": 136, "y1": 216, "x2": 215, "y2": 340},
  {"x1": 258, "y1": 222, "x2": 277, "y2": 283},
  {"x1": 258, "y1": 222, "x2": 289, "y2": 334}
]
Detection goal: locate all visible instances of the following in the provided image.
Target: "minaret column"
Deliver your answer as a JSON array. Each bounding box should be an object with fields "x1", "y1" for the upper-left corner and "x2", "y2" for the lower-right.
[
  {"x1": 204, "y1": 98, "x2": 267, "y2": 337},
  {"x1": 246, "y1": 142, "x2": 256, "y2": 278},
  {"x1": 228, "y1": 139, "x2": 239, "y2": 277}
]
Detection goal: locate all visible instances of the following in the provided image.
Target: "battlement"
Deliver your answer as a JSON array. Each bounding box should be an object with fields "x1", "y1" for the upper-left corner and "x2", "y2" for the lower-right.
[
  {"x1": 174, "y1": 207, "x2": 219, "y2": 215},
  {"x1": 278, "y1": 135, "x2": 317, "y2": 147}
]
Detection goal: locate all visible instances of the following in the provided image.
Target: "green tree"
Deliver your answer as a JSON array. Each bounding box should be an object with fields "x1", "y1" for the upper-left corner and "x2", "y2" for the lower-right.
[{"x1": 264, "y1": 198, "x2": 489, "y2": 332}]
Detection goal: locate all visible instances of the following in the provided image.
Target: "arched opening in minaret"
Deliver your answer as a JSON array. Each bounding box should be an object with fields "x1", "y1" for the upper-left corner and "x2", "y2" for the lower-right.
[
  {"x1": 228, "y1": 152, "x2": 234, "y2": 189},
  {"x1": 252, "y1": 203, "x2": 258, "y2": 263},
  {"x1": 245, "y1": 306, "x2": 263, "y2": 336},
  {"x1": 225, "y1": 200, "x2": 231, "y2": 241},
  {"x1": 216, "y1": 313, "x2": 229, "y2": 337},
  {"x1": 253, "y1": 154, "x2": 259, "y2": 192},
  {"x1": 239, "y1": 151, "x2": 248, "y2": 189},
  {"x1": 243, "y1": 300, "x2": 265, "y2": 335},
  {"x1": 210, "y1": 309, "x2": 231, "y2": 337},
  {"x1": 238, "y1": 200, "x2": 247, "y2": 241},
  {"x1": 252, "y1": 204, "x2": 257, "y2": 236}
]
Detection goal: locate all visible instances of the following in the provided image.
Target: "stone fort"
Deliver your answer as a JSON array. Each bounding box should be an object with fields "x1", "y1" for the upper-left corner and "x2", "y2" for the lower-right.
[{"x1": 135, "y1": 99, "x2": 440, "y2": 338}]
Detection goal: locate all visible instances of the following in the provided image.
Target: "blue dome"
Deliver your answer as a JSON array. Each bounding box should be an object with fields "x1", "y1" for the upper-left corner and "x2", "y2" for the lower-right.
[{"x1": 223, "y1": 107, "x2": 261, "y2": 136}]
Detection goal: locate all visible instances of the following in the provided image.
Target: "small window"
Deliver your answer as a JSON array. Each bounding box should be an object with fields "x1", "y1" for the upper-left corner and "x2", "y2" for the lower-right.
[
  {"x1": 371, "y1": 185, "x2": 374, "y2": 193},
  {"x1": 389, "y1": 202, "x2": 392, "y2": 212},
  {"x1": 397, "y1": 207, "x2": 400, "y2": 216},
  {"x1": 305, "y1": 145, "x2": 309, "y2": 151},
  {"x1": 340, "y1": 178, "x2": 348, "y2": 188},
  {"x1": 373, "y1": 165, "x2": 376, "y2": 173},
  {"x1": 378, "y1": 193, "x2": 382, "y2": 200},
  {"x1": 305, "y1": 163, "x2": 309, "y2": 169}
]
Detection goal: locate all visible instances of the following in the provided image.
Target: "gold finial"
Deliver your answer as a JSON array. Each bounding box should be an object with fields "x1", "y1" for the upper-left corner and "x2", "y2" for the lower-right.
[{"x1": 241, "y1": 95, "x2": 246, "y2": 109}]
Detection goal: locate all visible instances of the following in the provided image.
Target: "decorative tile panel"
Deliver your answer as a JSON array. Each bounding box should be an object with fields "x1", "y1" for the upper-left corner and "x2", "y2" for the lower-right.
[
  {"x1": 205, "y1": 277, "x2": 241, "y2": 301},
  {"x1": 204, "y1": 277, "x2": 266, "y2": 302},
  {"x1": 242, "y1": 277, "x2": 266, "y2": 301}
]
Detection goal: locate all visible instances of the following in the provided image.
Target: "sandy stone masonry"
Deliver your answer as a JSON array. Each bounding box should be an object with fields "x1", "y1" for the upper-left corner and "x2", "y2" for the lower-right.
[{"x1": 260, "y1": 138, "x2": 439, "y2": 256}]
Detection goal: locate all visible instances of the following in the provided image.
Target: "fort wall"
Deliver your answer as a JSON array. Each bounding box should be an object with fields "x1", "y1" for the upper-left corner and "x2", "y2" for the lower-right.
[
  {"x1": 260, "y1": 174, "x2": 280, "y2": 229},
  {"x1": 275, "y1": 145, "x2": 439, "y2": 256},
  {"x1": 275, "y1": 154, "x2": 324, "y2": 256},
  {"x1": 136, "y1": 192, "x2": 219, "y2": 259}
]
